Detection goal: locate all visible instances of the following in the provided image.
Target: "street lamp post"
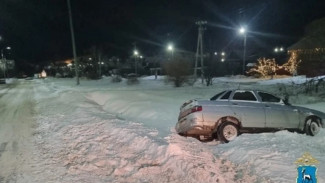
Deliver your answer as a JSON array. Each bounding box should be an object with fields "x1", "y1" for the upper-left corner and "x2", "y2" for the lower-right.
[
  {"x1": 1, "y1": 46, "x2": 11, "y2": 79},
  {"x1": 1, "y1": 49, "x2": 4, "y2": 78},
  {"x1": 239, "y1": 27, "x2": 247, "y2": 75},
  {"x1": 67, "y1": 0, "x2": 79, "y2": 85},
  {"x1": 134, "y1": 50, "x2": 138, "y2": 75}
]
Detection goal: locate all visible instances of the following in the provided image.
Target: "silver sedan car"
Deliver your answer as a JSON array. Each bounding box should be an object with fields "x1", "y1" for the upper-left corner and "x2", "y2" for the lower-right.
[{"x1": 176, "y1": 90, "x2": 325, "y2": 143}]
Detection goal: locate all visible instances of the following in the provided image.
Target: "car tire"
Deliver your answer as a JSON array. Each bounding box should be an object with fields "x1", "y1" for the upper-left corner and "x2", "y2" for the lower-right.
[
  {"x1": 217, "y1": 122, "x2": 239, "y2": 143},
  {"x1": 306, "y1": 119, "x2": 320, "y2": 136}
]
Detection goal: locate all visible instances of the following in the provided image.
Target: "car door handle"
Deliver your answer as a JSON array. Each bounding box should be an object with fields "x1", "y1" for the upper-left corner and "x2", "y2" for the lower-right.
[
  {"x1": 232, "y1": 103, "x2": 238, "y2": 105},
  {"x1": 265, "y1": 105, "x2": 270, "y2": 108}
]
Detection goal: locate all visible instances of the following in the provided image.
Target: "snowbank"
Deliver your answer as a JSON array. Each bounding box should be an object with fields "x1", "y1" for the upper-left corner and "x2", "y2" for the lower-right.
[
  {"x1": 28, "y1": 76, "x2": 325, "y2": 182},
  {"x1": 31, "y1": 80, "x2": 256, "y2": 182}
]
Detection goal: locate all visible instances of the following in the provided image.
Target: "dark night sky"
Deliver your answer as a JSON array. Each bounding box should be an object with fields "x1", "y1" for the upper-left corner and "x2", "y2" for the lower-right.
[{"x1": 1, "y1": 0, "x2": 325, "y2": 64}]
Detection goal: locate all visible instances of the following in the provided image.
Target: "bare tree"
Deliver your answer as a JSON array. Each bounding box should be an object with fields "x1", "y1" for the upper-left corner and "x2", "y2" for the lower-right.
[{"x1": 164, "y1": 57, "x2": 192, "y2": 87}]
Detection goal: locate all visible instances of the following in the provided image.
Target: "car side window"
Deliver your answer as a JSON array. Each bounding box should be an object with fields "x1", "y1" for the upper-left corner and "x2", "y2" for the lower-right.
[
  {"x1": 258, "y1": 92, "x2": 281, "y2": 103},
  {"x1": 220, "y1": 91, "x2": 231, "y2": 100},
  {"x1": 232, "y1": 91, "x2": 257, "y2": 101},
  {"x1": 210, "y1": 91, "x2": 226, "y2": 100}
]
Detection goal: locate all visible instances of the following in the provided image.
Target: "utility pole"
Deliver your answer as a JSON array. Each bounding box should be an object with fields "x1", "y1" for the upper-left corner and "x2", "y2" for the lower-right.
[
  {"x1": 1, "y1": 49, "x2": 4, "y2": 78},
  {"x1": 194, "y1": 20, "x2": 207, "y2": 83},
  {"x1": 242, "y1": 34, "x2": 247, "y2": 75},
  {"x1": 67, "y1": 0, "x2": 79, "y2": 85},
  {"x1": 98, "y1": 53, "x2": 102, "y2": 78}
]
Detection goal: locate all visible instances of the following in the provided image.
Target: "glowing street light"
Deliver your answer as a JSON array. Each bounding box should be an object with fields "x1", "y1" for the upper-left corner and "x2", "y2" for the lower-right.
[
  {"x1": 274, "y1": 47, "x2": 285, "y2": 53},
  {"x1": 167, "y1": 43, "x2": 174, "y2": 59},
  {"x1": 239, "y1": 26, "x2": 247, "y2": 75},
  {"x1": 239, "y1": 27, "x2": 246, "y2": 34},
  {"x1": 221, "y1": 52, "x2": 225, "y2": 56},
  {"x1": 167, "y1": 44, "x2": 173, "y2": 51}
]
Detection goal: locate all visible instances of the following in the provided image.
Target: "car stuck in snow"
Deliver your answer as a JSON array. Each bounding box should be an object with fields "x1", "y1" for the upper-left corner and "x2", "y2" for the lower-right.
[{"x1": 176, "y1": 89, "x2": 325, "y2": 143}]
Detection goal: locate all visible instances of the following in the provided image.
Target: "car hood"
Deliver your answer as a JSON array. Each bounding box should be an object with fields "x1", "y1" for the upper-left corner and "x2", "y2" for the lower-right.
[{"x1": 293, "y1": 105, "x2": 325, "y2": 118}]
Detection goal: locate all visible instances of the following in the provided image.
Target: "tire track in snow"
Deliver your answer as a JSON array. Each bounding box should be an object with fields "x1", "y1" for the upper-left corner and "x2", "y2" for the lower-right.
[{"x1": 0, "y1": 142, "x2": 8, "y2": 158}]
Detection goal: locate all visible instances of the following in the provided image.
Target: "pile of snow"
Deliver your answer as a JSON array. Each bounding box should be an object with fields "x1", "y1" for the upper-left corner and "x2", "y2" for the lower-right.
[
  {"x1": 31, "y1": 80, "x2": 256, "y2": 182},
  {"x1": 214, "y1": 130, "x2": 325, "y2": 182}
]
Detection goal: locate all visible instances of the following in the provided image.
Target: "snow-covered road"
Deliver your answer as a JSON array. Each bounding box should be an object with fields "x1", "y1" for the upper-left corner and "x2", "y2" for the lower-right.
[{"x1": 0, "y1": 81, "x2": 38, "y2": 182}]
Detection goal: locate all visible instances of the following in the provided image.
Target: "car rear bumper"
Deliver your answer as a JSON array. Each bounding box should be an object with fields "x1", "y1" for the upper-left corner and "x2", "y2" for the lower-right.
[{"x1": 176, "y1": 113, "x2": 213, "y2": 136}]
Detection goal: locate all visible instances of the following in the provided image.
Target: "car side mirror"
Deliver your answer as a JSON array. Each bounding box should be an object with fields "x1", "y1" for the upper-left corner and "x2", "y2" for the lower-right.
[{"x1": 283, "y1": 96, "x2": 290, "y2": 105}]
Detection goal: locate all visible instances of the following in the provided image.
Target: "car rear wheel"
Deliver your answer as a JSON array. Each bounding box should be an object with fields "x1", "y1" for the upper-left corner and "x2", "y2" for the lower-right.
[
  {"x1": 218, "y1": 122, "x2": 239, "y2": 143},
  {"x1": 306, "y1": 120, "x2": 320, "y2": 136}
]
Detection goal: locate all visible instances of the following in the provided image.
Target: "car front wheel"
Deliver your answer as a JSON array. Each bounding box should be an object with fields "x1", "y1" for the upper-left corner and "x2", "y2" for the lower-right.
[{"x1": 218, "y1": 122, "x2": 239, "y2": 143}]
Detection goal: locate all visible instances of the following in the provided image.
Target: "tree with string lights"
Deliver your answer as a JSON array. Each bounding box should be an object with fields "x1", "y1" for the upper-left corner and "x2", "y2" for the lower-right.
[
  {"x1": 247, "y1": 58, "x2": 278, "y2": 78},
  {"x1": 283, "y1": 51, "x2": 301, "y2": 76}
]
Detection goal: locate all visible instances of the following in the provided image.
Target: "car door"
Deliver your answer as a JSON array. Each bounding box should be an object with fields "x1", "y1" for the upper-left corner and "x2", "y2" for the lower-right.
[
  {"x1": 257, "y1": 92, "x2": 299, "y2": 128},
  {"x1": 230, "y1": 91, "x2": 266, "y2": 128}
]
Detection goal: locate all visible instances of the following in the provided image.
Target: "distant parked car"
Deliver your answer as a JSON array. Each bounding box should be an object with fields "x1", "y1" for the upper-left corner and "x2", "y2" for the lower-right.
[
  {"x1": 126, "y1": 73, "x2": 139, "y2": 85},
  {"x1": 176, "y1": 90, "x2": 325, "y2": 143}
]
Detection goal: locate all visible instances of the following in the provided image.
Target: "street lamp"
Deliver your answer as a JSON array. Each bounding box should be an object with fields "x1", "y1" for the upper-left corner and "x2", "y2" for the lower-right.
[
  {"x1": 1, "y1": 46, "x2": 11, "y2": 79},
  {"x1": 274, "y1": 47, "x2": 284, "y2": 53},
  {"x1": 167, "y1": 43, "x2": 174, "y2": 59},
  {"x1": 133, "y1": 50, "x2": 139, "y2": 75},
  {"x1": 239, "y1": 26, "x2": 247, "y2": 75},
  {"x1": 221, "y1": 52, "x2": 226, "y2": 62}
]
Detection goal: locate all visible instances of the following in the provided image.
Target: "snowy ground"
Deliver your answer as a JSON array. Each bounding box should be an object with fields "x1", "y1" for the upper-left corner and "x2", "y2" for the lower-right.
[{"x1": 0, "y1": 75, "x2": 324, "y2": 182}]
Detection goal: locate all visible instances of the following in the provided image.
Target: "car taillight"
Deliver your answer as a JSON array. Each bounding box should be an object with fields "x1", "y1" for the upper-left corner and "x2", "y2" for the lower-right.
[
  {"x1": 178, "y1": 105, "x2": 203, "y2": 120},
  {"x1": 191, "y1": 105, "x2": 202, "y2": 113}
]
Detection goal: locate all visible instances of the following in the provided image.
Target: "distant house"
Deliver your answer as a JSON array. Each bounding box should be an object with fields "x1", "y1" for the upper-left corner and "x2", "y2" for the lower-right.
[{"x1": 288, "y1": 17, "x2": 325, "y2": 76}]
